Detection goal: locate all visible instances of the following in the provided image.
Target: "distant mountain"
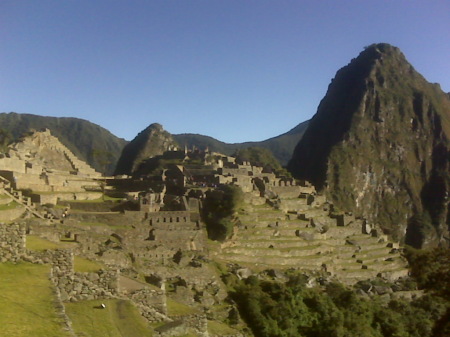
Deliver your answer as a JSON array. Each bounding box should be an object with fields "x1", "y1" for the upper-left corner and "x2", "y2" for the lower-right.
[
  {"x1": 114, "y1": 120, "x2": 308, "y2": 176},
  {"x1": 114, "y1": 123, "x2": 178, "y2": 176},
  {"x1": 0, "y1": 112, "x2": 308, "y2": 175},
  {"x1": 288, "y1": 43, "x2": 450, "y2": 248},
  {"x1": 174, "y1": 120, "x2": 309, "y2": 166},
  {"x1": 0, "y1": 112, "x2": 127, "y2": 175}
]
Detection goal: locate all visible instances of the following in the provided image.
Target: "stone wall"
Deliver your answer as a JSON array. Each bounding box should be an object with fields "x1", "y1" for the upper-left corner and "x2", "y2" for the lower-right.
[
  {"x1": 58, "y1": 270, "x2": 119, "y2": 302},
  {"x1": 32, "y1": 191, "x2": 103, "y2": 204},
  {"x1": 268, "y1": 186, "x2": 303, "y2": 199},
  {"x1": 130, "y1": 288, "x2": 167, "y2": 316},
  {"x1": 0, "y1": 157, "x2": 26, "y2": 173},
  {"x1": 0, "y1": 222, "x2": 26, "y2": 262},
  {"x1": 154, "y1": 314, "x2": 209, "y2": 337},
  {"x1": 147, "y1": 211, "x2": 191, "y2": 224},
  {"x1": 51, "y1": 249, "x2": 74, "y2": 275},
  {"x1": 219, "y1": 168, "x2": 249, "y2": 176},
  {"x1": 23, "y1": 248, "x2": 119, "y2": 302},
  {"x1": 0, "y1": 221, "x2": 173, "y2": 327}
]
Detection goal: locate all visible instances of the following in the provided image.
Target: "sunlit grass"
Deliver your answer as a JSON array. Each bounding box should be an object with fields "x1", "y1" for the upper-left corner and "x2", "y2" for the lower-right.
[
  {"x1": 0, "y1": 262, "x2": 70, "y2": 337},
  {"x1": 74, "y1": 256, "x2": 103, "y2": 273},
  {"x1": 166, "y1": 298, "x2": 199, "y2": 316},
  {"x1": 26, "y1": 235, "x2": 63, "y2": 251},
  {"x1": 65, "y1": 299, "x2": 151, "y2": 337},
  {"x1": 208, "y1": 320, "x2": 238, "y2": 335}
]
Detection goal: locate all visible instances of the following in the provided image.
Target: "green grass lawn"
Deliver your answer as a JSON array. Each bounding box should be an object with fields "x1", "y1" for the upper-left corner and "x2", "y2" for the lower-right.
[
  {"x1": 65, "y1": 299, "x2": 151, "y2": 337},
  {"x1": 166, "y1": 298, "x2": 199, "y2": 316},
  {"x1": 26, "y1": 235, "x2": 63, "y2": 251},
  {"x1": 27, "y1": 235, "x2": 77, "y2": 250},
  {"x1": 208, "y1": 320, "x2": 238, "y2": 335},
  {"x1": 0, "y1": 262, "x2": 70, "y2": 337},
  {"x1": 0, "y1": 201, "x2": 20, "y2": 210},
  {"x1": 74, "y1": 256, "x2": 104, "y2": 273}
]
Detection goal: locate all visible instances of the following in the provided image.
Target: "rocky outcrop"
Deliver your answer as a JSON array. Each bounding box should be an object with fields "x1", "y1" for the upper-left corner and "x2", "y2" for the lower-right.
[
  {"x1": 288, "y1": 43, "x2": 450, "y2": 248},
  {"x1": 114, "y1": 124, "x2": 178, "y2": 176}
]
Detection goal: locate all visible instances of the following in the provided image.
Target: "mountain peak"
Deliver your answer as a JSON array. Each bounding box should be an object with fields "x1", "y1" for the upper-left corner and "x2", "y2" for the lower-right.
[
  {"x1": 114, "y1": 123, "x2": 178, "y2": 176},
  {"x1": 288, "y1": 44, "x2": 450, "y2": 247}
]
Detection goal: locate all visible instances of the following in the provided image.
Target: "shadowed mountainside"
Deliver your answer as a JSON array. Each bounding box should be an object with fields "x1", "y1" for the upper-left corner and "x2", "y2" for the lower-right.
[
  {"x1": 288, "y1": 43, "x2": 450, "y2": 248},
  {"x1": 114, "y1": 123, "x2": 178, "y2": 176}
]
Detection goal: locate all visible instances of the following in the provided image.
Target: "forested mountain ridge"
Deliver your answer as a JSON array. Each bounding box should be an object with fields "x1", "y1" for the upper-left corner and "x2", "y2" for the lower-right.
[{"x1": 0, "y1": 112, "x2": 127, "y2": 175}]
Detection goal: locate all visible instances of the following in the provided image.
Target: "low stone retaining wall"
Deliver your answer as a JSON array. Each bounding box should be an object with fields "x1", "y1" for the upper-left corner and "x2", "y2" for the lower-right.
[
  {"x1": 0, "y1": 222, "x2": 26, "y2": 262},
  {"x1": 130, "y1": 288, "x2": 167, "y2": 315},
  {"x1": 154, "y1": 314, "x2": 209, "y2": 337},
  {"x1": 53, "y1": 270, "x2": 119, "y2": 302}
]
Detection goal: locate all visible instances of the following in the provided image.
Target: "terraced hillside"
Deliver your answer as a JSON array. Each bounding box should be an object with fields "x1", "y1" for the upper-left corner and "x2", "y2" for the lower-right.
[{"x1": 212, "y1": 192, "x2": 408, "y2": 285}]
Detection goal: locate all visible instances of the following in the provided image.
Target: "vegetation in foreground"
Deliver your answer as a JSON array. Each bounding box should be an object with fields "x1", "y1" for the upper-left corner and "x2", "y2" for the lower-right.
[
  {"x1": 202, "y1": 184, "x2": 244, "y2": 241},
  {"x1": 223, "y1": 247, "x2": 450, "y2": 337},
  {"x1": 0, "y1": 263, "x2": 70, "y2": 337}
]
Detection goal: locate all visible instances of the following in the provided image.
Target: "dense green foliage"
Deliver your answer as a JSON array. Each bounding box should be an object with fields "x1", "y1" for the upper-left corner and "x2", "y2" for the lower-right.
[
  {"x1": 202, "y1": 185, "x2": 243, "y2": 241},
  {"x1": 225, "y1": 247, "x2": 450, "y2": 337},
  {"x1": 0, "y1": 112, "x2": 126, "y2": 174},
  {"x1": 404, "y1": 246, "x2": 450, "y2": 298},
  {"x1": 0, "y1": 128, "x2": 13, "y2": 152},
  {"x1": 229, "y1": 275, "x2": 448, "y2": 337}
]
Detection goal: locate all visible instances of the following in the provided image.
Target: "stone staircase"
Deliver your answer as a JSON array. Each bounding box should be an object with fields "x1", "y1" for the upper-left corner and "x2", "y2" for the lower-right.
[
  {"x1": 62, "y1": 149, "x2": 101, "y2": 177},
  {"x1": 6, "y1": 129, "x2": 100, "y2": 178},
  {"x1": 0, "y1": 175, "x2": 45, "y2": 219},
  {"x1": 213, "y1": 195, "x2": 409, "y2": 285},
  {"x1": 48, "y1": 141, "x2": 101, "y2": 177}
]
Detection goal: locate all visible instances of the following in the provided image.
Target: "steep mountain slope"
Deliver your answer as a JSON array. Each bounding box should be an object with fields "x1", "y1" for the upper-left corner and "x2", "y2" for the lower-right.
[
  {"x1": 288, "y1": 43, "x2": 450, "y2": 248},
  {"x1": 114, "y1": 123, "x2": 178, "y2": 175},
  {"x1": 174, "y1": 120, "x2": 309, "y2": 166},
  {"x1": 0, "y1": 112, "x2": 127, "y2": 175}
]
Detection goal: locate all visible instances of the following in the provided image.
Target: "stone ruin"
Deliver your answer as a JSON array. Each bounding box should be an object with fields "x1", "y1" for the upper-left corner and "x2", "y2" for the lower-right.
[
  {"x1": 0, "y1": 134, "x2": 412, "y2": 336},
  {"x1": 0, "y1": 129, "x2": 102, "y2": 205}
]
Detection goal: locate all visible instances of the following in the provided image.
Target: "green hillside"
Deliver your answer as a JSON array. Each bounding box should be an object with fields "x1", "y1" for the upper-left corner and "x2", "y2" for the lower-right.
[{"x1": 0, "y1": 112, "x2": 127, "y2": 175}]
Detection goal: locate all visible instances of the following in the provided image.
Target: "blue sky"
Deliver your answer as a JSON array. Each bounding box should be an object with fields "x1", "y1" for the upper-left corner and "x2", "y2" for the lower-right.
[{"x1": 1, "y1": 1, "x2": 449, "y2": 143}]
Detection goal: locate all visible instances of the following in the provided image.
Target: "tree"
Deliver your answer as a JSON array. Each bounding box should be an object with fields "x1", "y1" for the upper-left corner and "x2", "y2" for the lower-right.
[
  {"x1": 0, "y1": 128, "x2": 12, "y2": 153},
  {"x1": 202, "y1": 185, "x2": 243, "y2": 241}
]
